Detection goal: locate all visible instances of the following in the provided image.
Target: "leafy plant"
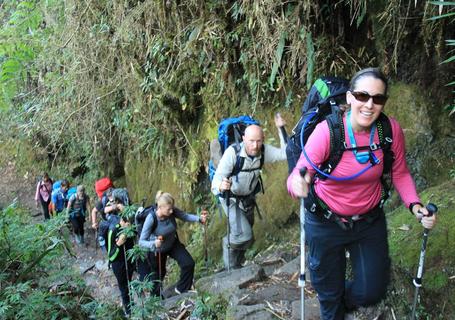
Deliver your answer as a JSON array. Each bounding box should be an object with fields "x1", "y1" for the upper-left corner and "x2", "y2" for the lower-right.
[
  {"x1": 0, "y1": 204, "x2": 96, "y2": 319},
  {"x1": 190, "y1": 294, "x2": 227, "y2": 320},
  {"x1": 0, "y1": 1, "x2": 44, "y2": 110}
]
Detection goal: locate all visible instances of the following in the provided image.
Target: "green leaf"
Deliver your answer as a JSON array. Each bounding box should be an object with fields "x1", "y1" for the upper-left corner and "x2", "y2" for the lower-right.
[
  {"x1": 188, "y1": 25, "x2": 201, "y2": 43},
  {"x1": 441, "y1": 55, "x2": 455, "y2": 64},
  {"x1": 356, "y1": 3, "x2": 367, "y2": 28},
  {"x1": 429, "y1": 1, "x2": 455, "y2": 5},
  {"x1": 1, "y1": 59, "x2": 21, "y2": 81},
  {"x1": 268, "y1": 31, "x2": 287, "y2": 89},
  {"x1": 305, "y1": 29, "x2": 315, "y2": 90},
  {"x1": 428, "y1": 12, "x2": 455, "y2": 20},
  {"x1": 284, "y1": 90, "x2": 293, "y2": 109}
]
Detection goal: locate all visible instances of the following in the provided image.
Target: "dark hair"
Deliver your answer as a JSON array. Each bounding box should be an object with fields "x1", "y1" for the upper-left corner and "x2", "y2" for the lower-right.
[
  {"x1": 349, "y1": 67, "x2": 388, "y2": 95},
  {"x1": 61, "y1": 179, "x2": 69, "y2": 187}
]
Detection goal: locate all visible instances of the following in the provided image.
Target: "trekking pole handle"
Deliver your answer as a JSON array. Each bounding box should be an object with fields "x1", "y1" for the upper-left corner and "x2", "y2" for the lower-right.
[
  {"x1": 276, "y1": 112, "x2": 289, "y2": 143},
  {"x1": 420, "y1": 203, "x2": 438, "y2": 232},
  {"x1": 423, "y1": 203, "x2": 438, "y2": 217},
  {"x1": 223, "y1": 189, "x2": 231, "y2": 207}
]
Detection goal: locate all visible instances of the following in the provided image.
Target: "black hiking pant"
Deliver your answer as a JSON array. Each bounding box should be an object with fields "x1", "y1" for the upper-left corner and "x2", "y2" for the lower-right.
[
  {"x1": 148, "y1": 239, "x2": 195, "y2": 297},
  {"x1": 39, "y1": 197, "x2": 51, "y2": 220},
  {"x1": 69, "y1": 215, "x2": 85, "y2": 237},
  {"x1": 137, "y1": 256, "x2": 152, "y2": 282},
  {"x1": 112, "y1": 258, "x2": 135, "y2": 315},
  {"x1": 306, "y1": 209, "x2": 390, "y2": 320}
]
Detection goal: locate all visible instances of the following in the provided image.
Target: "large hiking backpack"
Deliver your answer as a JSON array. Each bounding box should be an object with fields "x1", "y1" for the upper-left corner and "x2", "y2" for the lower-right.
[
  {"x1": 68, "y1": 193, "x2": 88, "y2": 219},
  {"x1": 287, "y1": 76, "x2": 394, "y2": 196},
  {"x1": 286, "y1": 77, "x2": 350, "y2": 173},
  {"x1": 135, "y1": 205, "x2": 156, "y2": 236},
  {"x1": 135, "y1": 205, "x2": 179, "y2": 240},
  {"x1": 95, "y1": 177, "x2": 113, "y2": 199},
  {"x1": 67, "y1": 186, "x2": 77, "y2": 199},
  {"x1": 208, "y1": 115, "x2": 264, "y2": 182},
  {"x1": 112, "y1": 188, "x2": 130, "y2": 206},
  {"x1": 98, "y1": 214, "x2": 121, "y2": 250},
  {"x1": 52, "y1": 180, "x2": 62, "y2": 191}
]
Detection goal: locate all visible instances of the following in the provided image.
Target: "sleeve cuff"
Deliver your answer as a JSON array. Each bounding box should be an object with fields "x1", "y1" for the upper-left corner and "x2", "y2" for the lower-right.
[{"x1": 408, "y1": 202, "x2": 423, "y2": 214}]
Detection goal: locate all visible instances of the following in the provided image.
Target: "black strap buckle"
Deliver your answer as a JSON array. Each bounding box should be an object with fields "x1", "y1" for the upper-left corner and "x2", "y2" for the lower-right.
[
  {"x1": 370, "y1": 143, "x2": 379, "y2": 151},
  {"x1": 323, "y1": 210, "x2": 333, "y2": 220}
]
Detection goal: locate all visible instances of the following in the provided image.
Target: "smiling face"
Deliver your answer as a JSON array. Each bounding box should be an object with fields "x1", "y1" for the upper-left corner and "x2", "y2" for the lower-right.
[{"x1": 346, "y1": 76, "x2": 387, "y2": 132}]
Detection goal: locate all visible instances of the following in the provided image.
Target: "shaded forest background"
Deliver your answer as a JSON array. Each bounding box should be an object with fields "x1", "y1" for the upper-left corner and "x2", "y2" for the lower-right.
[
  {"x1": 1, "y1": 0, "x2": 453, "y2": 188},
  {"x1": 0, "y1": 0, "x2": 454, "y2": 319}
]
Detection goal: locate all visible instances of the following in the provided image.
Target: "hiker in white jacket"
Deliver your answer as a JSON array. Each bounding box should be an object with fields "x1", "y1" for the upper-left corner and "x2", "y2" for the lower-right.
[{"x1": 211, "y1": 115, "x2": 287, "y2": 270}]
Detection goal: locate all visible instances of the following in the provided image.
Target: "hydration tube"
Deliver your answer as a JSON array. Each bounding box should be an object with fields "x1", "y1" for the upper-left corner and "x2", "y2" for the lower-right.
[{"x1": 300, "y1": 111, "x2": 377, "y2": 181}]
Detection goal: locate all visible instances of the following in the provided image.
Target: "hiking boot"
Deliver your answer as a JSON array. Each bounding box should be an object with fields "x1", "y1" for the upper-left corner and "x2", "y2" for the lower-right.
[{"x1": 174, "y1": 287, "x2": 182, "y2": 295}]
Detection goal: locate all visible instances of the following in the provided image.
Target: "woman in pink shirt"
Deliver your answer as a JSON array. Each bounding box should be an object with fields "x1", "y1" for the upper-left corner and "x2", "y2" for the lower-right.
[
  {"x1": 35, "y1": 172, "x2": 53, "y2": 220},
  {"x1": 287, "y1": 68, "x2": 437, "y2": 320}
]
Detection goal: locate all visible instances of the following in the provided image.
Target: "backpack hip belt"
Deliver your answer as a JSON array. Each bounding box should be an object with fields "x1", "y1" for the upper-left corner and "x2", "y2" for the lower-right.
[
  {"x1": 306, "y1": 185, "x2": 384, "y2": 231},
  {"x1": 225, "y1": 192, "x2": 263, "y2": 221}
]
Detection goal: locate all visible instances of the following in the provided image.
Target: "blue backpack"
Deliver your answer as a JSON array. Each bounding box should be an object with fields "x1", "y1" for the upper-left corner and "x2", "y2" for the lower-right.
[
  {"x1": 67, "y1": 186, "x2": 77, "y2": 199},
  {"x1": 52, "y1": 180, "x2": 62, "y2": 191},
  {"x1": 208, "y1": 115, "x2": 262, "y2": 182}
]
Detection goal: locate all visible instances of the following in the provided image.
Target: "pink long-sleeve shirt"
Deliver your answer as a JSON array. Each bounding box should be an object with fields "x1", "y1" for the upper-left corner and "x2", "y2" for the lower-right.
[
  {"x1": 35, "y1": 180, "x2": 53, "y2": 202},
  {"x1": 287, "y1": 115, "x2": 420, "y2": 216}
]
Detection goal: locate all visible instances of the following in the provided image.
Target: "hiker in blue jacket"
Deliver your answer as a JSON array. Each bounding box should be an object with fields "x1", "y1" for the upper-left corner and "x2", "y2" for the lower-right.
[
  {"x1": 50, "y1": 179, "x2": 69, "y2": 216},
  {"x1": 139, "y1": 191, "x2": 207, "y2": 297}
]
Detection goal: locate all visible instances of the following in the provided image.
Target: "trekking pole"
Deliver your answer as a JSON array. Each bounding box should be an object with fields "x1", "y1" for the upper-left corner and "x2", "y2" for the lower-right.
[
  {"x1": 411, "y1": 203, "x2": 438, "y2": 320},
  {"x1": 299, "y1": 167, "x2": 308, "y2": 320},
  {"x1": 95, "y1": 228, "x2": 98, "y2": 254},
  {"x1": 123, "y1": 245, "x2": 132, "y2": 312},
  {"x1": 276, "y1": 112, "x2": 289, "y2": 144},
  {"x1": 224, "y1": 191, "x2": 231, "y2": 272},
  {"x1": 156, "y1": 235, "x2": 164, "y2": 298},
  {"x1": 203, "y1": 209, "x2": 209, "y2": 270}
]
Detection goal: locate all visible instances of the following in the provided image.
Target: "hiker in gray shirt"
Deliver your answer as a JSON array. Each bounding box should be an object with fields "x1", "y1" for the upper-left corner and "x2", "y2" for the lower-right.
[
  {"x1": 211, "y1": 114, "x2": 287, "y2": 270},
  {"x1": 139, "y1": 191, "x2": 207, "y2": 297}
]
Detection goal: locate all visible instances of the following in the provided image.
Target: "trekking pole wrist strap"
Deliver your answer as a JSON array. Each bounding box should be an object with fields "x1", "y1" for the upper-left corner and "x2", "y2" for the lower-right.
[{"x1": 409, "y1": 202, "x2": 423, "y2": 215}]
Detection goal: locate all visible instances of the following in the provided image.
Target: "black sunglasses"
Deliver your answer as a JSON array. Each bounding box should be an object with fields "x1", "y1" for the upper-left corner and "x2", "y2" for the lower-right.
[{"x1": 351, "y1": 91, "x2": 388, "y2": 105}]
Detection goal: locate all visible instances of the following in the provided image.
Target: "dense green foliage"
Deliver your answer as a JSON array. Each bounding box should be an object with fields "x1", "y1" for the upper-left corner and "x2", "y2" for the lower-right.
[
  {"x1": 387, "y1": 180, "x2": 455, "y2": 319},
  {"x1": 1, "y1": 0, "x2": 452, "y2": 188},
  {"x1": 0, "y1": 205, "x2": 91, "y2": 319}
]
